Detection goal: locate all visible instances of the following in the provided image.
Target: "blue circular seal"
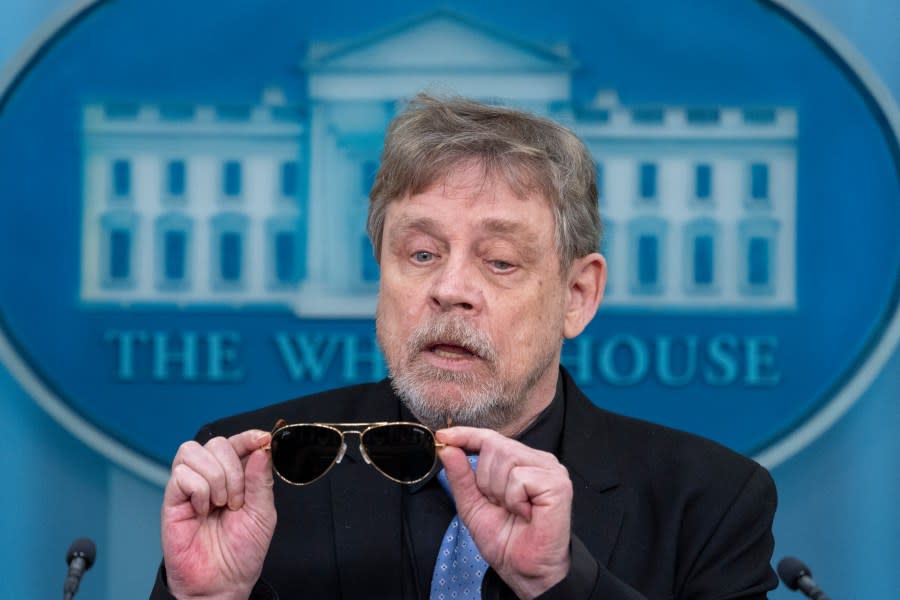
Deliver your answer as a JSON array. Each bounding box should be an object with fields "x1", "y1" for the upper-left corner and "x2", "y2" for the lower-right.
[{"x1": 0, "y1": 0, "x2": 897, "y2": 483}]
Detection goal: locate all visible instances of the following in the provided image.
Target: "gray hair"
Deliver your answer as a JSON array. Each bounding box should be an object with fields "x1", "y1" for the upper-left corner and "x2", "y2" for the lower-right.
[{"x1": 366, "y1": 94, "x2": 602, "y2": 272}]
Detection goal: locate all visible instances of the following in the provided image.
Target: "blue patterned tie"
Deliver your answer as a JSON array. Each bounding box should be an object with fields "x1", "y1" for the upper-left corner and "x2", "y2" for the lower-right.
[{"x1": 430, "y1": 455, "x2": 486, "y2": 600}]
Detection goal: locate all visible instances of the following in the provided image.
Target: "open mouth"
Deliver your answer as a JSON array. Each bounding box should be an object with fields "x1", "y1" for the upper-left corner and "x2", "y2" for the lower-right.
[{"x1": 428, "y1": 343, "x2": 478, "y2": 359}]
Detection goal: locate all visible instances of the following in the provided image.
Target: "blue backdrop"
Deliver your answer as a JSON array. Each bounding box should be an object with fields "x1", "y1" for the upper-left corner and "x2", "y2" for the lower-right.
[{"x1": 0, "y1": 1, "x2": 897, "y2": 598}]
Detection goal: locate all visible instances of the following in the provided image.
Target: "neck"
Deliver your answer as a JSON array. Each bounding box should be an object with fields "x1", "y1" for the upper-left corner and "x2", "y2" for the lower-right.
[{"x1": 496, "y1": 366, "x2": 560, "y2": 437}]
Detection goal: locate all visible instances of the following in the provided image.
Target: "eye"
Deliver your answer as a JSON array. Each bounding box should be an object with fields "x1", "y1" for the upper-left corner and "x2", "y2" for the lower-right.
[
  {"x1": 489, "y1": 259, "x2": 515, "y2": 271},
  {"x1": 412, "y1": 251, "x2": 434, "y2": 263}
]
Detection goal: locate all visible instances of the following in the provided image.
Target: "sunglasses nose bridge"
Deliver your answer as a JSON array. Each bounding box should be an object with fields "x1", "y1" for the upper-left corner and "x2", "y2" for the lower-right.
[
  {"x1": 358, "y1": 442, "x2": 373, "y2": 466},
  {"x1": 334, "y1": 440, "x2": 348, "y2": 464},
  {"x1": 337, "y1": 430, "x2": 368, "y2": 464}
]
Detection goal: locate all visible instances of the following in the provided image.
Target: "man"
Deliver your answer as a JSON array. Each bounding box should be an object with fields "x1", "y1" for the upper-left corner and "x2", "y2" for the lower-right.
[{"x1": 151, "y1": 95, "x2": 778, "y2": 599}]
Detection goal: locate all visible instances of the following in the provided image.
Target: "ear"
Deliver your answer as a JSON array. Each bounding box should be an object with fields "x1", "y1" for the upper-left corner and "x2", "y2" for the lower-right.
[{"x1": 563, "y1": 253, "x2": 606, "y2": 339}]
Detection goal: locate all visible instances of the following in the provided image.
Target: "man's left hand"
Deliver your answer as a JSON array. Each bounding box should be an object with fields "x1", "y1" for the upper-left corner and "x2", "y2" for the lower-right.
[{"x1": 436, "y1": 427, "x2": 572, "y2": 600}]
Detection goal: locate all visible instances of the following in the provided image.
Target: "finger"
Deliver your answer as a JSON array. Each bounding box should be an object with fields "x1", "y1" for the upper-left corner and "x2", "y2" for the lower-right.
[
  {"x1": 173, "y1": 440, "x2": 230, "y2": 508},
  {"x1": 478, "y1": 449, "x2": 542, "y2": 514},
  {"x1": 437, "y1": 445, "x2": 485, "y2": 512},
  {"x1": 502, "y1": 465, "x2": 543, "y2": 521},
  {"x1": 490, "y1": 447, "x2": 560, "y2": 500},
  {"x1": 438, "y1": 426, "x2": 560, "y2": 467},
  {"x1": 509, "y1": 463, "x2": 574, "y2": 517},
  {"x1": 435, "y1": 426, "x2": 499, "y2": 454},
  {"x1": 437, "y1": 426, "x2": 504, "y2": 504},
  {"x1": 206, "y1": 436, "x2": 246, "y2": 511},
  {"x1": 169, "y1": 462, "x2": 212, "y2": 517},
  {"x1": 224, "y1": 430, "x2": 270, "y2": 509},
  {"x1": 467, "y1": 434, "x2": 512, "y2": 506},
  {"x1": 228, "y1": 429, "x2": 271, "y2": 458},
  {"x1": 440, "y1": 428, "x2": 557, "y2": 502},
  {"x1": 242, "y1": 444, "x2": 275, "y2": 515},
  {"x1": 481, "y1": 442, "x2": 514, "y2": 506}
]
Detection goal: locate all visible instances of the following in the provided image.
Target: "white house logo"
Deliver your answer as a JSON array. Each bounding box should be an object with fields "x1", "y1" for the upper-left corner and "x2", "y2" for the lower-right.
[{"x1": 0, "y1": 1, "x2": 897, "y2": 484}]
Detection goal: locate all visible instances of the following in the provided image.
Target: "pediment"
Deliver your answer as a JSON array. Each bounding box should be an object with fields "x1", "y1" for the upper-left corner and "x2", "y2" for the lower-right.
[{"x1": 306, "y1": 11, "x2": 575, "y2": 72}]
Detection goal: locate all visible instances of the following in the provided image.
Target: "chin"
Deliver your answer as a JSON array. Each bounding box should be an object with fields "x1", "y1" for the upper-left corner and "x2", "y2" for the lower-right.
[{"x1": 391, "y1": 374, "x2": 520, "y2": 431}]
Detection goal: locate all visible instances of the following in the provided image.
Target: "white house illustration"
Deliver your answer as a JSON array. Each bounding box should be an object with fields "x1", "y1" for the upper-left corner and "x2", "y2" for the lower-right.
[{"x1": 79, "y1": 10, "x2": 796, "y2": 316}]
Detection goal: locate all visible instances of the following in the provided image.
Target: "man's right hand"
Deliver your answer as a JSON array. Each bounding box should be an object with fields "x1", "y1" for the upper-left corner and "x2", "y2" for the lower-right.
[{"x1": 161, "y1": 430, "x2": 277, "y2": 600}]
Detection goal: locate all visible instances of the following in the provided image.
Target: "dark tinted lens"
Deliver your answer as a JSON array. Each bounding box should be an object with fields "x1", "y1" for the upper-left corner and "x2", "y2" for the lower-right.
[
  {"x1": 271, "y1": 425, "x2": 342, "y2": 485},
  {"x1": 362, "y1": 424, "x2": 436, "y2": 483}
]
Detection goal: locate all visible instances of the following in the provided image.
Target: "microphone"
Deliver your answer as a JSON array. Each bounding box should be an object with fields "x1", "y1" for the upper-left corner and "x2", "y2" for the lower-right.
[
  {"x1": 63, "y1": 538, "x2": 96, "y2": 600},
  {"x1": 777, "y1": 556, "x2": 831, "y2": 600}
]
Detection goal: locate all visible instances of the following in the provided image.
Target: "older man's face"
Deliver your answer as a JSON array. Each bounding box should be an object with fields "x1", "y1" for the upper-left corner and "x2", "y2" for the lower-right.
[{"x1": 375, "y1": 164, "x2": 572, "y2": 434}]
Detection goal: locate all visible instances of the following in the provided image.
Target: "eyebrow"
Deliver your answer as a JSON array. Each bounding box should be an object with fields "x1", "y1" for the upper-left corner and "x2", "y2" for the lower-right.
[
  {"x1": 479, "y1": 218, "x2": 529, "y2": 236},
  {"x1": 388, "y1": 215, "x2": 543, "y2": 262},
  {"x1": 390, "y1": 216, "x2": 442, "y2": 238}
]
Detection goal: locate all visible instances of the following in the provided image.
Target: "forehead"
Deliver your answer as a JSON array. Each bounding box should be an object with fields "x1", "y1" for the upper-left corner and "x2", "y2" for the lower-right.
[{"x1": 385, "y1": 165, "x2": 557, "y2": 237}]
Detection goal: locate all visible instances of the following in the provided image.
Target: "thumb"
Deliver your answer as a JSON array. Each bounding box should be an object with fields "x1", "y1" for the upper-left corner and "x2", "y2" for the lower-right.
[
  {"x1": 242, "y1": 436, "x2": 275, "y2": 513},
  {"x1": 439, "y1": 446, "x2": 483, "y2": 514}
]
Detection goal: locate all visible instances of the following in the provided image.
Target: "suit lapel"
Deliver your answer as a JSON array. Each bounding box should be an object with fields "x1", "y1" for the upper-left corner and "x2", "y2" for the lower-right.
[{"x1": 559, "y1": 371, "x2": 626, "y2": 566}]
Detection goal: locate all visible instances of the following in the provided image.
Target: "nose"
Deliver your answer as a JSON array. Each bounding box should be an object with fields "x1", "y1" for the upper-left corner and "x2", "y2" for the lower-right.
[{"x1": 429, "y1": 256, "x2": 483, "y2": 313}]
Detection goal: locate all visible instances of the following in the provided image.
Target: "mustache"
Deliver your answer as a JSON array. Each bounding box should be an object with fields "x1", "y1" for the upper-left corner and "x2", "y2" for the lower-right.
[{"x1": 407, "y1": 316, "x2": 497, "y2": 362}]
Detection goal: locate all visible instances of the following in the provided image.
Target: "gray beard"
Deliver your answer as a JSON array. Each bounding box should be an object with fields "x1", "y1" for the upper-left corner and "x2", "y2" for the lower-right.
[
  {"x1": 390, "y1": 360, "x2": 521, "y2": 431},
  {"x1": 379, "y1": 315, "x2": 558, "y2": 431}
]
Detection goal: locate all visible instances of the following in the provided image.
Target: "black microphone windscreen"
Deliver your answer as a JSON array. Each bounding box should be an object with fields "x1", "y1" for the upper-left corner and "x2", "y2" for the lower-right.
[
  {"x1": 777, "y1": 556, "x2": 811, "y2": 590},
  {"x1": 66, "y1": 538, "x2": 97, "y2": 569}
]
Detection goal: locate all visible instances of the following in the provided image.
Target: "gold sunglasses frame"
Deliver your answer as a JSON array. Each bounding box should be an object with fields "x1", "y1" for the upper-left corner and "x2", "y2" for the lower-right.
[{"x1": 268, "y1": 419, "x2": 445, "y2": 486}]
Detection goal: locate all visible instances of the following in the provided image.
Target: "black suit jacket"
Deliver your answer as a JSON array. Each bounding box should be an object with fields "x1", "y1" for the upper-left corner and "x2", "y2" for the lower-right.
[{"x1": 151, "y1": 369, "x2": 777, "y2": 599}]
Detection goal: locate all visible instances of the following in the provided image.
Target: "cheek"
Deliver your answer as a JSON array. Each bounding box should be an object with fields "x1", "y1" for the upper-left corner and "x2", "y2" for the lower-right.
[
  {"x1": 378, "y1": 279, "x2": 425, "y2": 336},
  {"x1": 491, "y1": 299, "x2": 548, "y2": 351},
  {"x1": 496, "y1": 290, "x2": 565, "y2": 348}
]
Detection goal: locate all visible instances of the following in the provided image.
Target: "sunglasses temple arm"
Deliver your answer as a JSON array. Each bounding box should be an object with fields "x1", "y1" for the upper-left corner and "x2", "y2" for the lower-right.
[{"x1": 263, "y1": 418, "x2": 290, "y2": 451}]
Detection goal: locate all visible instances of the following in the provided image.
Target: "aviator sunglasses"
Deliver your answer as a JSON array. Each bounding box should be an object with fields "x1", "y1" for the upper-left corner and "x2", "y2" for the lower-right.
[{"x1": 268, "y1": 419, "x2": 444, "y2": 485}]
